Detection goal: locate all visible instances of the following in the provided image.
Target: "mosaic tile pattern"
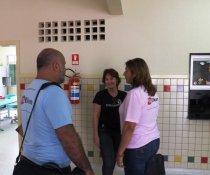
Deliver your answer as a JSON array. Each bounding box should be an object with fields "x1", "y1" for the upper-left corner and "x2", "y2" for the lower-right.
[{"x1": 18, "y1": 76, "x2": 210, "y2": 169}]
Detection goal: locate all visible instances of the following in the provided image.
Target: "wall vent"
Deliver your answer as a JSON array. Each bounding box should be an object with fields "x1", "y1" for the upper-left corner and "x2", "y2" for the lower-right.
[{"x1": 38, "y1": 19, "x2": 105, "y2": 43}]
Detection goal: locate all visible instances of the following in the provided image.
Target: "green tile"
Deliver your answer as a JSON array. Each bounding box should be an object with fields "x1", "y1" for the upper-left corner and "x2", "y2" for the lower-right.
[
  {"x1": 188, "y1": 156, "x2": 194, "y2": 163},
  {"x1": 99, "y1": 84, "x2": 105, "y2": 90},
  {"x1": 88, "y1": 151, "x2": 94, "y2": 157}
]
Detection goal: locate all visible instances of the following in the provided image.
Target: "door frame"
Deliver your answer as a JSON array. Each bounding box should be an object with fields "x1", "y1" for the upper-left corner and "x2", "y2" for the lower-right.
[{"x1": 0, "y1": 40, "x2": 20, "y2": 126}]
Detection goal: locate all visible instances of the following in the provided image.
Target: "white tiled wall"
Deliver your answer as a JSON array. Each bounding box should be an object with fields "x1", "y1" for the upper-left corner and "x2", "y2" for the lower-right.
[{"x1": 19, "y1": 76, "x2": 210, "y2": 170}]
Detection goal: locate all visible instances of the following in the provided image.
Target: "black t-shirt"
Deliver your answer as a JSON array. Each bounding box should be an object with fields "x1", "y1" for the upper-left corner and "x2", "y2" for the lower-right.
[{"x1": 93, "y1": 89, "x2": 127, "y2": 132}]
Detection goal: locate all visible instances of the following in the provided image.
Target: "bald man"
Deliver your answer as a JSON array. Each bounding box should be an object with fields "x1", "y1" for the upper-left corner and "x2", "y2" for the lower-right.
[{"x1": 13, "y1": 48, "x2": 94, "y2": 175}]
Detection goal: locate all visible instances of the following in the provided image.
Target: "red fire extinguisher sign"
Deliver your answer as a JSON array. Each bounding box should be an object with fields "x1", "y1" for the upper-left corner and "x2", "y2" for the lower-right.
[{"x1": 72, "y1": 54, "x2": 79, "y2": 65}]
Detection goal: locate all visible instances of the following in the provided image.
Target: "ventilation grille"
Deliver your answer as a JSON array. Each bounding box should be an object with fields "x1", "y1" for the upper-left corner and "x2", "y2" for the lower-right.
[{"x1": 38, "y1": 19, "x2": 105, "y2": 43}]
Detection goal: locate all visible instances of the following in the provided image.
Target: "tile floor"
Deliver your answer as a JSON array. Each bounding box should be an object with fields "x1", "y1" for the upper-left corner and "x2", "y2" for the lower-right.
[
  {"x1": 0, "y1": 118, "x2": 18, "y2": 175},
  {"x1": 1, "y1": 118, "x2": 210, "y2": 175}
]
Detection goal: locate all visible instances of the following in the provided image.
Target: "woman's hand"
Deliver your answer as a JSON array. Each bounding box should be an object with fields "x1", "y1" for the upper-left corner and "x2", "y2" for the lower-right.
[
  {"x1": 116, "y1": 121, "x2": 136, "y2": 168},
  {"x1": 116, "y1": 154, "x2": 124, "y2": 168}
]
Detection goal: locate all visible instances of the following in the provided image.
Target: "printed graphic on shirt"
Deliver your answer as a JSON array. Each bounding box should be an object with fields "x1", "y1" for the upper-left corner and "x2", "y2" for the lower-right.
[
  {"x1": 21, "y1": 95, "x2": 33, "y2": 105},
  {"x1": 147, "y1": 96, "x2": 159, "y2": 110},
  {"x1": 148, "y1": 96, "x2": 158, "y2": 105},
  {"x1": 106, "y1": 98, "x2": 123, "y2": 107}
]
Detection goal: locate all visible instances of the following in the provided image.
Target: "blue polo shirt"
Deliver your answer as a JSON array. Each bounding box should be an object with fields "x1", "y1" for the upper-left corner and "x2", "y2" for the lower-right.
[{"x1": 21, "y1": 79, "x2": 72, "y2": 168}]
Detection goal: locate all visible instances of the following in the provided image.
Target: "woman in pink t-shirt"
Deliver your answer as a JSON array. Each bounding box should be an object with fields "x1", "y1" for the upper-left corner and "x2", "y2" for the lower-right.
[{"x1": 117, "y1": 58, "x2": 160, "y2": 175}]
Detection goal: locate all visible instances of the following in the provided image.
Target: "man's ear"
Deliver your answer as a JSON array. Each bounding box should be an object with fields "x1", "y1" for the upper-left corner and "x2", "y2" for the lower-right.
[{"x1": 51, "y1": 61, "x2": 59, "y2": 72}]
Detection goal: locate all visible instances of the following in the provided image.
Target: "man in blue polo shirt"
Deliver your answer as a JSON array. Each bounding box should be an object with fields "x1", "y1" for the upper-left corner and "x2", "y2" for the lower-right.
[{"x1": 13, "y1": 48, "x2": 94, "y2": 175}]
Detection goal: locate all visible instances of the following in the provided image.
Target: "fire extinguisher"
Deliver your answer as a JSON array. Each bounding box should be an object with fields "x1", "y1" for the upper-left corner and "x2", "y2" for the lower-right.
[{"x1": 65, "y1": 68, "x2": 81, "y2": 104}]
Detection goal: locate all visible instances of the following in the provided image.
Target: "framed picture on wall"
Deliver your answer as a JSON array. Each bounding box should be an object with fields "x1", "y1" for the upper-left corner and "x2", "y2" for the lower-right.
[
  {"x1": 188, "y1": 53, "x2": 210, "y2": 119},
  {"x1": 189, "y1": 53, "x2": 210, "y2": 90}
]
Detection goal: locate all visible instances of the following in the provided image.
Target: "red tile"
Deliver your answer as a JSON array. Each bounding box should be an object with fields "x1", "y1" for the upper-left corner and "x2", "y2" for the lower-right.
[
  {"x1": 63, "y1": 84, "x2": 69, "y2": 90},
  {"x1": 20, "y1": 83, "x2": 25, "y2": 90},
  {"x1": 164, "y1": 85, "x2": 171, "y2": 92},
  {"x1": 201, "y1": 157, "x2": 208, "y2": 163}
]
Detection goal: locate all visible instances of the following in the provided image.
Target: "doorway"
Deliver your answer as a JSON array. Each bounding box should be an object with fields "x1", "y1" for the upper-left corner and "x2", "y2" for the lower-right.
[
  {"x1": 0, "y1": 40, "x2": 20, "y2": 127},
  {"x1": 0, "y1": 41, "x2": 20, "y2": 174}
]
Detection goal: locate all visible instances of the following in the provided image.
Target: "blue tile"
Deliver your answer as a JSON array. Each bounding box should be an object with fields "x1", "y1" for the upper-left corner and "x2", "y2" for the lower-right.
[
  {"x1": 163, "y1": 155, "x2": 168, "y2": 161},
  {"x1": 124, "y1": 84, "x2": 132, "y2": 91},
  {"x1": 177, "y1": 85, "x2": 184, "y2": 92}
]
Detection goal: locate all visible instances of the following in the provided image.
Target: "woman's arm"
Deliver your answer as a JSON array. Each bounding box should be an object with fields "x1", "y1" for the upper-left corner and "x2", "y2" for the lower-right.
[
  {"x1": 116, "y1": 121, "x2": 136, "y2": 167},
  {"x1": 93, "y1": 103, "x2": 101, "y2": 148}
]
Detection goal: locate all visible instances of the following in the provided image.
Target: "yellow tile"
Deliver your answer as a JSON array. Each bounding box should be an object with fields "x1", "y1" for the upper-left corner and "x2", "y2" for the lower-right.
[
  {"x1": 174, "y1": 155, "x2": 182, "y2": 162},
  {"x1": 87, "y1": 84, "x2": 94, "y2": 91}
]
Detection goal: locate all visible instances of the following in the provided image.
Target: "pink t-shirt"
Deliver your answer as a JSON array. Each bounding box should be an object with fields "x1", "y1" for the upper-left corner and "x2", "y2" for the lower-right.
[{"x1": 119, "y1": 86, "x2": 160, "y2": 148}]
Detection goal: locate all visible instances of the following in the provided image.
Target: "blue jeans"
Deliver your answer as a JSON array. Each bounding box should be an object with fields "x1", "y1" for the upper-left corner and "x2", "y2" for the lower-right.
[
  {"x1": 124, "y1": 138, "x2": 160, "y2": 175},
  {"x1": 99, "y1": 128, "x2": 121, "y2": 175}
]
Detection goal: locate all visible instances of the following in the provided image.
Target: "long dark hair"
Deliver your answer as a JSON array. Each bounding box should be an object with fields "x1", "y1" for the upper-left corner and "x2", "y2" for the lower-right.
[
  {"x1": 102, "y1": 68, "x2": 121, "y2": 87},
  {"x1": 125, "y1": 58, "x2": 156, "y2": 96}
]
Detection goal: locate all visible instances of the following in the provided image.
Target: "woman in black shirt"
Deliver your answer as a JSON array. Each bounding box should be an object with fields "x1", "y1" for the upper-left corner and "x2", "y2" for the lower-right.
[{"x1": 93, "y1": 68, "x2": 126, "y2": 175}]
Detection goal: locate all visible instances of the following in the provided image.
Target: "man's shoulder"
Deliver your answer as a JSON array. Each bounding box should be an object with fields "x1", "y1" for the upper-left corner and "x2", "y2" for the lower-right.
[
  {"x1": 40, "y1": 83, "x2": 65, "y2": 100},
  {"x1": 41, "y1": 82, "x2": 61, "y2": 90},
  {"x1": 43, "y1": 84, "x2": 63, "y2": 94},
  {"x1": 26, "y1": 79, "x2": 48, "y2": 89}
]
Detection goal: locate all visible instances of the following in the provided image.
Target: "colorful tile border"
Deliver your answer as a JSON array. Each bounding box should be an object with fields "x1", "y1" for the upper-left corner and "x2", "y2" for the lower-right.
[
  {"x1": 18, "y1": 82, "x2": 188, "y2": 93},
  {"x1": 63, "y1": 84, "x2": 69, "y2": 90},
  {"x1": 164, "y1": 85, "x2": 171, "y2": 92},
  {"x1": 188, "y1": 156, "x2": 194, "y2": 163},
  {"x1": 20, "y1": 83, "x2": 25, "y2": 90},
  {"x1": 174, "y1": 155, "x2": 182, "y2": 162},
  {"x1": 201, "y1": 157, "x2": 208, "y2": 164}
]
